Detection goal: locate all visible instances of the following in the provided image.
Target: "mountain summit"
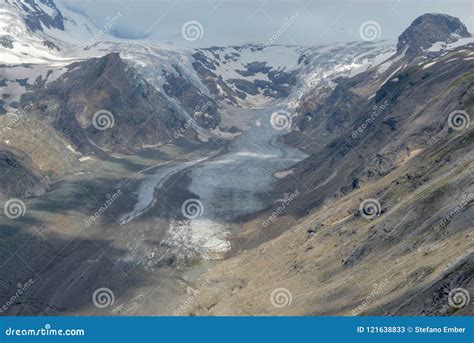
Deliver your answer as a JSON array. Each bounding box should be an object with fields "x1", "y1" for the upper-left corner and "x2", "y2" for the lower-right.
[{"x1": 397, "y1": 13, "x2": 471, "y2": 57}]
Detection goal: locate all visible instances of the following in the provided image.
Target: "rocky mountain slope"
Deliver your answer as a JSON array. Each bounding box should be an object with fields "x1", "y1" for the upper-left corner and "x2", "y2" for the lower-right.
[
  {"x1": 21, "y1": 52, "x2": 188, "y2": 154},
  {"x1": 184, "y1": 13, "x2": 474, "y2": 316},
  {"x1": 0, "y1": 143, "x2": 48, "y2": 197},
  {"x1": 279, "y1": 13, "x2": 474, "y2": 214}
]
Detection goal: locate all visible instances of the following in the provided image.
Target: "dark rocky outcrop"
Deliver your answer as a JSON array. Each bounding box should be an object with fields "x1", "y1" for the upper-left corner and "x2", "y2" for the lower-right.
[
  {"x1": 0, "y1": 145, "x2": 48, "y2": 198},
  {"x1": 22, "y1": 53, "x2": 185, "y2": 154},
  {"x1": 0, "y1": 35, "x2": 14, "y2": 49},
  {"x1": 397, "y1": 13, "x2": 471, "y2": 57},
  {"x1": 191, "y1": 47, "x2": 299, "y2": 104},
  {"x1": 163, "y1": 65, "x2": 220, "y2": 131},
  {"x1": 8, "y1": 0, "x2": 65, "y2": 32}
]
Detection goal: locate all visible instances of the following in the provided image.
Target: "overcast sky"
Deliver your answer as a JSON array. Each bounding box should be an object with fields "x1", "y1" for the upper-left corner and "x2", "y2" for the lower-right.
[{"x1": 61, "y1": 0, "x2": 474, "y2": 47}]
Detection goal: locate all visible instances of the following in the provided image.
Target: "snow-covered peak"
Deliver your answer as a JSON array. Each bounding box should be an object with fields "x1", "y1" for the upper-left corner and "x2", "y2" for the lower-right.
[
  {"x1": 0, "y1": 4, "x2": 67, "y2": 64},
  {"x1": 4, "y1": 0, "x2": 64, "y2": 32},
  {"x1": 0, "y1": 0, "x2": 117, "y2": 64}
]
